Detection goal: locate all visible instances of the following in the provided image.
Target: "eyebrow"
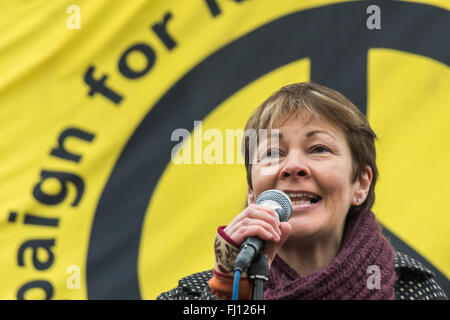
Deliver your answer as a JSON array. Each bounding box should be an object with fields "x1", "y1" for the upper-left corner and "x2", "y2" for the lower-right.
[
  {"x1": 260, "y1": 130, "x2": 336, "y2": 144},
  {"x1": 275, "y1": 130, "x2": 336, "y2": 141},
  {"x1": 305, "y1": 130, "x2": 336, "y2": 141}
]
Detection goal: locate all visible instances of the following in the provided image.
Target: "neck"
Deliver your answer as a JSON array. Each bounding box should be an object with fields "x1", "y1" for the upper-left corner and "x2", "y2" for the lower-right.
[{"x1": 277, "y1": 227, "x2": 344, "y2": 277}]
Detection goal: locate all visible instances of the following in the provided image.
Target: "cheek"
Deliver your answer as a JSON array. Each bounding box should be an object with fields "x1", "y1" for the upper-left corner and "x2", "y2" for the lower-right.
[
  {"x1": 316, "y1": 166, "x2": 353, "y2": 200},
  {"x1": 251, "y1": 165, "x2": 278, "y2": 193}
]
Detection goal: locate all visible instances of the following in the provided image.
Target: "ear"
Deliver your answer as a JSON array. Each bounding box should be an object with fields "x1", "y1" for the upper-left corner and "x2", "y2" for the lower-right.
[
  {"x1": 247, "y1": 185, "x2": 256, "y2": 205},
  {"x1": 353, "y1": 165, "x2": 373, "y2": 206}
]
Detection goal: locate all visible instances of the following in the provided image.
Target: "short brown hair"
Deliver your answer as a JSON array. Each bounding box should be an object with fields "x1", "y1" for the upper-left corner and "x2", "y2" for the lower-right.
[{"x1": 242, "y1": 82, "x2": 378, "y2": 218}]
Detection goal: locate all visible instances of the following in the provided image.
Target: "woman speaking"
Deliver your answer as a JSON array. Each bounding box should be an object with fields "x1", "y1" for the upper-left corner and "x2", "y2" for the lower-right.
[{"x1": 158, "y1": 82, "x2": 447, "y2": 300}]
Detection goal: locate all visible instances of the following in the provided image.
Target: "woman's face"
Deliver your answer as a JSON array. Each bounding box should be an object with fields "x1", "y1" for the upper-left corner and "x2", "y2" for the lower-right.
[{"x1": 248, "y1": 113, "x2": 371, "y2": 242}]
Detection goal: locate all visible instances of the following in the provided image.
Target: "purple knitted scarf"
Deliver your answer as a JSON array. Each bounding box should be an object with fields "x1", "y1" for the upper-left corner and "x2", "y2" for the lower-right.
[{"x1": 264, "y1": 211, "x2": 397, "y2": 300}]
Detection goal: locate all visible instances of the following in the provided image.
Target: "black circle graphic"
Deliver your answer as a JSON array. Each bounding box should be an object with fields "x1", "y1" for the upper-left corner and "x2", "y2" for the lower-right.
[{"x1": 87, "y1": 1, "x2": 449, "y2": 299}]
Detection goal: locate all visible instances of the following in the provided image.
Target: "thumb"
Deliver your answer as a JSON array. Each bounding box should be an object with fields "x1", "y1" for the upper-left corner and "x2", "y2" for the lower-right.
[{"x1": 264, "y1": 222, "x2": 292, "y2": 268}]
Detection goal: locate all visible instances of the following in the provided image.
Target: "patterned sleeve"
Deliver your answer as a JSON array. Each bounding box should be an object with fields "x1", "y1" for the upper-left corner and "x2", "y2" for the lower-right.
[
  {"x1": 156, "y1": 270, "x2": 214, "y2": 300},
  {"x1": 156, "y1": 286, "x2": 189, "y2": 300}
]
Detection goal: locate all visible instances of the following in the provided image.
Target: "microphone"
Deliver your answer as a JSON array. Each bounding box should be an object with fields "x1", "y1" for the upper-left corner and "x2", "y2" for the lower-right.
[{"x1": 234, "y1": 190, "x2": 292, "y2": 273}]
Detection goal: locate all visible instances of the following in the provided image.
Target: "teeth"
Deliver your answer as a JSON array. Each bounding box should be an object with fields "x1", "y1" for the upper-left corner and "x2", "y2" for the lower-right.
[
  {"x1": 287, "y1": 192, "x2": 319, "y2": 199},
  {"x1": 292, "y1": 199, "x2": 312, "y2": 205}
]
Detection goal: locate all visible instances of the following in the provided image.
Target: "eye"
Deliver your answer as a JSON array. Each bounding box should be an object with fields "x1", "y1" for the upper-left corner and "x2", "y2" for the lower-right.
[
  {"x1": 260, "y1": 148, "x2": 280, "y2": 160},
  {"x1": 311, "y1": 145, "x2": 330, "y2": 153}
]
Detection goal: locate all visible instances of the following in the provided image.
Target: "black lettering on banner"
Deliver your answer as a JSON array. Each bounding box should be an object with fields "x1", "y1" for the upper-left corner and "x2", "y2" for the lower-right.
[
  {"x1": 17, "y1": 239, "x2": 56, "y2": 271},
  {"x1": 204, "y1": 0, "x2": 248, "y2": 17},
  {"x1": 84, "y1": 66, "x2": 124, "y2": 104},
  {"x1": 12, "y1": 125, "x2": 96, "y2": 299},
  {"x1": 8, "y1": 211, "x2": 18, "y2": 223},
  {"x1": 24, "y1": 213, "x2": 60, "y2": 227},
  {"x1": 50, "y1": 127, "x2": 96, "y2": 163},
  {"x1": 17, "y1": 280, "x2": 54, "y2": 300},
  {"x1": 118, "y1": 43, "x2": 156, "y2": 79},
  {"x1": 32, "y1": 170, "x2": 84, "y2": 207},
  {"x1": 8, "y1": 211, "x2": 59, "y2": 227},
  {"x1": 152, "y1": 12, "x2": 177, "y2": 50},
  {"x1": 83, "y1": 11, "x2": 187, "y2": 105}
]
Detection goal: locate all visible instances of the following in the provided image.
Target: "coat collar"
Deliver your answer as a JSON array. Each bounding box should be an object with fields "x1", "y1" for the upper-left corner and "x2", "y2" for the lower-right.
[{"x1": 395, "y1": 251, "x2": 435, "y2": 278}]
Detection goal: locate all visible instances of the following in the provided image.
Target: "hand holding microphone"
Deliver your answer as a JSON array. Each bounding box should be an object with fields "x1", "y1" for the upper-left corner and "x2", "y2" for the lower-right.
[
  {"x1": 223, "y1": 190, "x2": 292, "y2": 271},
  {"x1": 209, "y1": 190, "x2": 292, "y2": 299}
]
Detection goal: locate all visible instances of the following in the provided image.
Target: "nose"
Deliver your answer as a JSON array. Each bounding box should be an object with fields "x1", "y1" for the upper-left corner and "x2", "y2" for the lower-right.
[{"x1": 279, "y1": 152, "x2": 310, "y2": 179}]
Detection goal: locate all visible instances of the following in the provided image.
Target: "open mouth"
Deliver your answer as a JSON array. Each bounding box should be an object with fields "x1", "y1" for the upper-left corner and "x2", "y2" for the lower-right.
[{"x1": 286, "y1": 191, "x2": 322, "y2": 206}]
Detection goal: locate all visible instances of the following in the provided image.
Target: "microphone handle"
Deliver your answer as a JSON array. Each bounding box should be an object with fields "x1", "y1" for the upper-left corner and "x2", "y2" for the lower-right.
[{"x1": 234, "y1": 236, "x2": 264, "y2": 272}]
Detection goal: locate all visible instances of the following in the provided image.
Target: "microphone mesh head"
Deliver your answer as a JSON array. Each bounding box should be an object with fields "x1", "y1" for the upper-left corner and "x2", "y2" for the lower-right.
[{"x1": 256, "y1": 190, "x2": 292, "y2": 222}]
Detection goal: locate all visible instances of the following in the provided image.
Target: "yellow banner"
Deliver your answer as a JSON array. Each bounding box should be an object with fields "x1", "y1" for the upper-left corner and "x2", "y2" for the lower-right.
[{"x1": 0, "y1": 0, "x2": 448, "y2": 299}]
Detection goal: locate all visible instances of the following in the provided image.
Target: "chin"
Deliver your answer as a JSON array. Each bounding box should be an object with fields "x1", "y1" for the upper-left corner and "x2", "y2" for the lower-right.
[{"x1": 287, "y1": 219, "x2": 324, "y2": 240}]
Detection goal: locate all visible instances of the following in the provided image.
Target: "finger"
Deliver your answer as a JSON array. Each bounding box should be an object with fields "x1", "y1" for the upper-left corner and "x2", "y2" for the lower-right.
[
  {"x1": 250, "y1": 204, "x2": 280, "y2": 222},
  {"x1": 278, "y1": 222, "x2": 292, "y2": 244},
  {"x1": 264, "y1": 222, "x2": 292, "y2": 268},
  {"x1": 226, "y1": 206, "x2": 281, "y2": 235},
  {"x1": 226, "y1": 218, "x2": 281, "y2": 244},
  {"x1": 244, "y1": 207, "x2": 281, "y2": 234},
  {"x1": 235, "y1": 224, "x2": 278, "y2": 245}
]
